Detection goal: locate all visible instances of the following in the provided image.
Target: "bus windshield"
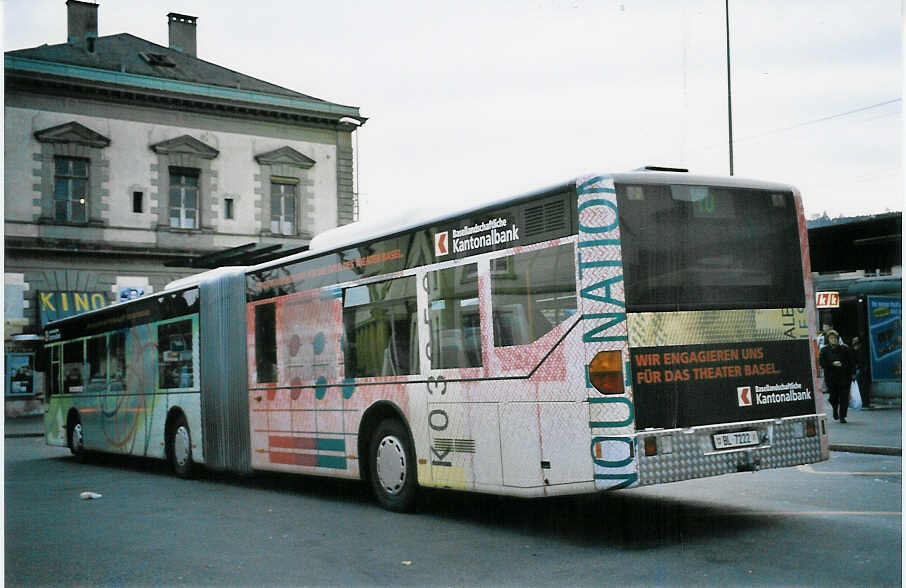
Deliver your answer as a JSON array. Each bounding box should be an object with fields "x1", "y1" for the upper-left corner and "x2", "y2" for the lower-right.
[{"x1": 616, "y1": 183, "x2": 805, "y2": 312}]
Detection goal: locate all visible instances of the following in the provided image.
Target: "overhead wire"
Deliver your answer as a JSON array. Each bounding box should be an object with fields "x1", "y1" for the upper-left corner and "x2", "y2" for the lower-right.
[
  {"x1": 688, "y1": 97, "x2": 902, "y2": 154},
  {"x1": 732, "y1": 97, "x2": 902, "y2": 144}
]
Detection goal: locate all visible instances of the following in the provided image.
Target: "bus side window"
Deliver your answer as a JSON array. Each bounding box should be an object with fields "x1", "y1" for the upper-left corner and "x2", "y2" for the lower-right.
[
  {"x1": 47, "y1": 345, "x2": 61, "y2": 401},
  {"x1": 109, "y1": 331, "x2": 127, "y2": 391},
  {"x1": 343, "y1": 276, "x2": 419, "y2": 378},
  {"x1": 158, "y1": 319, "x2": 195, "y2": 389},
  {"x1": 491, "y1": 243, "x2": 577, "y2": 347},
  {"x1": 86, "y1": 335, "x2": 108, "y2": 393},
  {"x1": 63, "y1": 340, "x2": 85, "y2": 394},
  {"x1": 427, "y1": 264, "x2": 482, "y2": 369},
  {"x1": 255, "y1": 303, "x2": 277, "y2": 383}
]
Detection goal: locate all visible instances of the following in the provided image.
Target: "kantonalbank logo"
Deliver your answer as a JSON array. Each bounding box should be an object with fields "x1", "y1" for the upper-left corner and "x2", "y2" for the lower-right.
[
  {"x1": 738, "y1": 382, "x2": 811, "y2": 406},
  {"x1": 436, "y1": 218, "x2": 519, "y2": 257},
  {"x1": 434, "y1": 231, "x2": 449, "y2": 256},
  {"x1": 754, "y1": 382, "x2": 812, "y2": 404}
]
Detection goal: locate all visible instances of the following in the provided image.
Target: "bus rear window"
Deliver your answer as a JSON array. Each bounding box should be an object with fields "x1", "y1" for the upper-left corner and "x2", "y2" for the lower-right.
[{"x1": 615, "y1": 184, "x2": 805, "y2": 311}]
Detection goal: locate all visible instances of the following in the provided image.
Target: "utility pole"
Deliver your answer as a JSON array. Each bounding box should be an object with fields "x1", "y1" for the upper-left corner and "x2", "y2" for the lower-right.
[{"x1": 726, "y1": 0, "x2": 734, "y2": 175}]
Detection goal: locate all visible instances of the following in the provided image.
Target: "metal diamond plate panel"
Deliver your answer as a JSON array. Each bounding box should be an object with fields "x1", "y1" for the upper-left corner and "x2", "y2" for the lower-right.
[{"x1": 637, "y1": 416, "x2": 825, "y2": 486}]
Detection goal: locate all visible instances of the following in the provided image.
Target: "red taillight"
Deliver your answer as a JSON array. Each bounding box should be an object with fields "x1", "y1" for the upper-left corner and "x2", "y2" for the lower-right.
[{"x1": 588, "y1": 351, "x2": 624, "y2": 395}]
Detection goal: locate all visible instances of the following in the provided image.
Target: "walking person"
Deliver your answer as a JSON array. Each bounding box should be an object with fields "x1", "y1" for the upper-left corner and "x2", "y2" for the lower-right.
[
  {"x1": 819, "y1": 330, "x2": 856, "y2": 422},
  {"x1": 851, "y1": 336, "x2": 872, "y2": 408}
]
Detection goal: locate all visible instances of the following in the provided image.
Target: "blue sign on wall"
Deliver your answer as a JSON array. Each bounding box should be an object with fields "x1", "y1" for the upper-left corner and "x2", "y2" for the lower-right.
[
  {"x1": 5, "y1": 353, "x2": 35, "y2": 397},
  {"x1": 867, "y1": 296, "x2": 901, "y2": 382}
]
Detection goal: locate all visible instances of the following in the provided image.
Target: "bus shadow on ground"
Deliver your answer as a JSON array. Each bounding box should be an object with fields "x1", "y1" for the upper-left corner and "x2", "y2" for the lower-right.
[
  {"x1": 54, "y1": 451, "x2": 374, "y2": 504},
  {"x1": 56, "y1": 452, "x2": 775, "y2": 550},
  {"x1": 416, "y1": 489, "x2": 776, "y2": 550}
]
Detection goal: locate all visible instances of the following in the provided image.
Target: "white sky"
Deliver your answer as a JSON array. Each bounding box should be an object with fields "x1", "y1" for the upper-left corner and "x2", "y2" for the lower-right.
[{"x1": 4, "y1": 0, "x2": 903, "y2": 220}]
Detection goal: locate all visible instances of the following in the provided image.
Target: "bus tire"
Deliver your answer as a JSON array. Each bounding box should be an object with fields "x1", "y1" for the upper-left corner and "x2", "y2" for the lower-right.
[
  {"x1": 168, "y1": 414, "x2": 194, "y2": 479},
  {"x1": 368, "y1": 418, "x2": 417, "y2": 512},
  {"x1": 68, "y1": 414, "x2": 86, "y2": 463}
]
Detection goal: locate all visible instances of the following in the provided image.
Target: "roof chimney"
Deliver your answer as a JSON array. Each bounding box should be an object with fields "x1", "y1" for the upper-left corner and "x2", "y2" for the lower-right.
[
  {"x1": 66, "y1": 0, "x2": 98, "y2": 48},
  {"x1": 168, "y1": 13, "x2": 197, "y2": 57}
]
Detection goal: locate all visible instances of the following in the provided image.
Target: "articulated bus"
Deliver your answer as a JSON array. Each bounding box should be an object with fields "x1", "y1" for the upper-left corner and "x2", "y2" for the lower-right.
[{"x1": 43, "y1": 169, "x2": 829, "y2": 511}]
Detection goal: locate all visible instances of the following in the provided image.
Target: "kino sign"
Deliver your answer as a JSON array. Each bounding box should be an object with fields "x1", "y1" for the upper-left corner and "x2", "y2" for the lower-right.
[
  {"x1": 38, "y1": 291, "x2": 108, "y2": 326},
  {"x1": 816, "y1": 291, "x2": 840, "y2": 309}
]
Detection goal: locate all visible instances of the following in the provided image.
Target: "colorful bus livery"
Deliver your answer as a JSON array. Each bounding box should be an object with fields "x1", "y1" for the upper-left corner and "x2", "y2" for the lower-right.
[
  {"x1": 44, "y1": 169, "x2": 829, "y2": 511},
  {"x1": 44, "y1": 288, "x2": 201, "y2": 476}
]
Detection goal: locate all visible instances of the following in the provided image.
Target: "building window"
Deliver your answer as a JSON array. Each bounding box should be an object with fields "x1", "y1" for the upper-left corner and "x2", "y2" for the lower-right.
[
  {"x1": 224, "y1": 198, "x2": 235, "y2": 220},
  {"x1": 169, "y1": 168, "x2": 199, "y2": 229},
  {"x1": 133, "y1": 191, "x2": 144, "y2": 213},
  {"x1": 271, "y1": 179, "x2": 297, "y2": 235},
  {"x1": 53, "y1": 156, "x2": 89, "y2": 223}
]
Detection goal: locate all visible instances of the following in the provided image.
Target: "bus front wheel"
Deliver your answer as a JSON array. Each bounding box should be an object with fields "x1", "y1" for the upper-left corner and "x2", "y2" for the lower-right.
[
  {"x1": 168, "y1": 414, "x2": 194, "y2": 479},
  {"x1": 368, "y1": 419, "x2": 417, "y2": 512}
]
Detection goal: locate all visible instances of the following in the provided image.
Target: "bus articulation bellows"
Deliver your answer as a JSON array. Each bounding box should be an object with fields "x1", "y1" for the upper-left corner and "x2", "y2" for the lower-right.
[{"x1": 43, "y1": 169, "x2": 829, "y2": 511}]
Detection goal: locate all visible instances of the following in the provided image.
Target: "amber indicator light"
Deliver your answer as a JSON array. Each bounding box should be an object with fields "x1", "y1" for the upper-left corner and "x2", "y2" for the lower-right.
[
  {"x1": 644, "y1": 436, "x2": 658, "y2": 457},
  {"x1": 588, "y1": 350, "x2": 624, "y2": 395}
]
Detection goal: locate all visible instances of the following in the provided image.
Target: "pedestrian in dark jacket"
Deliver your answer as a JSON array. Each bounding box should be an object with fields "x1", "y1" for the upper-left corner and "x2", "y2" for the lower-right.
[
  {"x1": 851, "y1": 336, "x2": 871, "y2": 408},
  {"x1": 819, "y1": 330, "x2": 856, "y2": 422}
]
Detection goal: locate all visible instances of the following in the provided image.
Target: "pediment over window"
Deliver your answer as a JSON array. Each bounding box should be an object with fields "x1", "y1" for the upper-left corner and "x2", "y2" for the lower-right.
[
  {"x1": 34, "y1": 121, "x2": 110, "y2": 148},
  {"x1": 254, "y1": 146, "x2": 315, "y2": 169},
  {"x1": 150, "y1": 135, "x2": 219, "y2": 159}
]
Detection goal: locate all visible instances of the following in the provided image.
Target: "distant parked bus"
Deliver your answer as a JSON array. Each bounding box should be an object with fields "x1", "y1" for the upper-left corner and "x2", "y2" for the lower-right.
[{"x1": 43, "y1": 169, "x2": 829, "y2": 511}]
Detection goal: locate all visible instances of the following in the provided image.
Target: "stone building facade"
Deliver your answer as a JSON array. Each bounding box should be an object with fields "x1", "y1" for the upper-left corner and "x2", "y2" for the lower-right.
[{"x1": 4, "y1": 1, "x2": 366, "y2": 415}]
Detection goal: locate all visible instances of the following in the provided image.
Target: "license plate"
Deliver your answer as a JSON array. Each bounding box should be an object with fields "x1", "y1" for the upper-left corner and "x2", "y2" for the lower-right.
[{"x1": 712, "y1": 430, "x2": 759, "y2": 450}]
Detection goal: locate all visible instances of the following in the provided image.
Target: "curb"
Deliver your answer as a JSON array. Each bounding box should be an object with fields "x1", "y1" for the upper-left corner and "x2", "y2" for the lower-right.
[{"x1": 829, "y1": 444, "x2": 901, "y2": 456}]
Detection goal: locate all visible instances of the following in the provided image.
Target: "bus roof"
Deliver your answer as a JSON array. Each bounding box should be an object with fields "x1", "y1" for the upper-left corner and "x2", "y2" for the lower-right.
[
  {"x1": 611, "y1": 170, "x2": 796, "y2": 193},
  {"x1": 250, "y1": 170, "x2": 796, "y2": 274},
  {"x1": 249, "y1": 180, "x2": 576, "y2": 272},
  {"x1": 164, "y1": 266, "x2": 248, "y2": 291}
]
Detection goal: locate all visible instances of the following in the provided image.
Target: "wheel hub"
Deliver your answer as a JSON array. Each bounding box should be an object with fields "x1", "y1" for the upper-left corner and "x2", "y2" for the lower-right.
[
  {"x1": 72, "y1": 423, "x2": 83, "y2": 451},
  {"x1": 375, "y1": 435, "x2": 406, "y2": 495},
  {"x1": 173, "y1": 425, "x2": 191, "y2": 467}
]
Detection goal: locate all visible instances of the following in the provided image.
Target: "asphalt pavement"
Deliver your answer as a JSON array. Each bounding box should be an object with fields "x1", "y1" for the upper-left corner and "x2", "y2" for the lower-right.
[{"x1": 6, "y1": 397, "x2": 901, "y2": 455}]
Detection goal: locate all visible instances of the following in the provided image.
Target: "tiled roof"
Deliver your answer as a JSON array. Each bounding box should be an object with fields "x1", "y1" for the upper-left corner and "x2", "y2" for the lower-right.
[{"x1": 6, "y1": 33, "x2": 325, "y2": 102}]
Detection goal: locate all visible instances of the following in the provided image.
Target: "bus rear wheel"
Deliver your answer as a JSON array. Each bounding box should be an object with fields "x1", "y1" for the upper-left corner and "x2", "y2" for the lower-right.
[
  {"x1": 68, "y1": 415, "x2": 86, "y2": 463},
  {"x1": 168, "y1": 414, "x2": 194, "y2": 479},
  {"x1": 368, "y1": 419, "x2": 417, "y2": 512}
]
